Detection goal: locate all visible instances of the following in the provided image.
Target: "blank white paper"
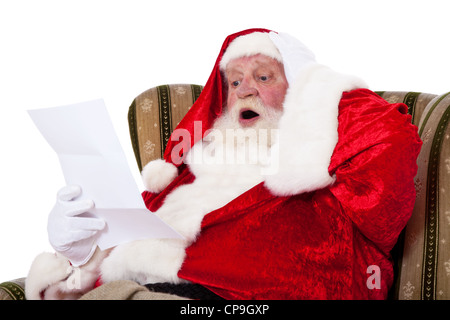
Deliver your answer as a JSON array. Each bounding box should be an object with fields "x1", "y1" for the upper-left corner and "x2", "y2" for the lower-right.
[{"x1": 28, "y1": 99, "x2": 183, "y2": 250}]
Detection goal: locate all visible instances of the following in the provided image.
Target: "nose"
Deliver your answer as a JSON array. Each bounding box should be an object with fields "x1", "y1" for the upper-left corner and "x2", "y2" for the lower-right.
[{"x1": 236, "y1": 78, "x2": 258, "y2": 99}]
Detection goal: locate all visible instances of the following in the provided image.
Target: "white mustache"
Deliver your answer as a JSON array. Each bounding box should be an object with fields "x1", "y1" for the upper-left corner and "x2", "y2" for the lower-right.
[{"x1": 230, "y1": 97, "x2": 266, "y2": 122}]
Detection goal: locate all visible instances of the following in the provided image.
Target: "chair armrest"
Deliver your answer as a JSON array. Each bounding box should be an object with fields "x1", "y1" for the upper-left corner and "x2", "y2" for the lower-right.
[{"x1": 0, "y1": 278, "x2": 26, "y2": 300}]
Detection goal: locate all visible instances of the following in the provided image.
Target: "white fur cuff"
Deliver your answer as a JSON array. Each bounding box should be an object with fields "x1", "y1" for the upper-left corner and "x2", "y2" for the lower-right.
[
  {"x1": 25, "y1": 252, "x2": 71, "y2": 300},
  {"x1": 141, "y1": 159, "x2": 178, "y2": 193}
]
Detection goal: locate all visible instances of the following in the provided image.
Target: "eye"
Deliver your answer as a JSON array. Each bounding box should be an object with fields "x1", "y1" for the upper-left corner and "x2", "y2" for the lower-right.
[
  {"x1": 259, "y1": 75, "x2": 269, "y2": 82},
  {"x1": 231, "y1": 80, "x2": 240, "y2": 87}
]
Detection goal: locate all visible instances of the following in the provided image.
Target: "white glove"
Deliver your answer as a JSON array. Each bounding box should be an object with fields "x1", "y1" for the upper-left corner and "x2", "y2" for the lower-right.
[{"x1": 48, "y1": 185, "x2": 105, "y2": 267}]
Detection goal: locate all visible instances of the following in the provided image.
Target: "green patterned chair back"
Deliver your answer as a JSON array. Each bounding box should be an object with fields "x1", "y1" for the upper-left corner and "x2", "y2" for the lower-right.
[
  {"x1": 377, "y1": 92, "x2": 450, "y2": 300},
  {"x1": 128, "y1": 84, "x2": 203, "y2": 172}
]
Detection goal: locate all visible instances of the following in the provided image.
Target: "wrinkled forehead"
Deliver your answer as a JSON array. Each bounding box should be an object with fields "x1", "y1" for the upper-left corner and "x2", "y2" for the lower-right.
[{"x1": 224, "y1": 54, "x2": 285, "y2": 75}]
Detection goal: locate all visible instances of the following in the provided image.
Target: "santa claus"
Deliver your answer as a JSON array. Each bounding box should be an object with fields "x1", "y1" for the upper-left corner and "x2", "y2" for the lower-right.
[{"x1": 25, "y1": 28, "x2": 422, "y2": 300}]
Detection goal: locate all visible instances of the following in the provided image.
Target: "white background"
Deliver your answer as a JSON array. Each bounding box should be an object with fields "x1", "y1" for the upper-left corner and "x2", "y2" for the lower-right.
[{"x1": 1, "y1": 0, "x2": 449, "y2": 282}]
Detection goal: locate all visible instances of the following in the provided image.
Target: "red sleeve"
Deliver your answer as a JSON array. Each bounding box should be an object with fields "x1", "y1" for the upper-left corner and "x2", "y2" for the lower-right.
[{"x1": 329, "y1": 89, "x2": 422, "y2": 254}]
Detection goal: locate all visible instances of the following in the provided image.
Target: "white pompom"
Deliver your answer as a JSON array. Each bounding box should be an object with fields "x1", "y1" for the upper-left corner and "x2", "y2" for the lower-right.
[{"x1": 141, "y1": 159, "x2": 178, "y2": 193}]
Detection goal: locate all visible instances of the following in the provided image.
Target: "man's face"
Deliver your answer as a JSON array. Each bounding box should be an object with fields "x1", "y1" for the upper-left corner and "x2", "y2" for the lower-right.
[{"x1": 224, "y1": 54, "x2": 289, "y2": 128}]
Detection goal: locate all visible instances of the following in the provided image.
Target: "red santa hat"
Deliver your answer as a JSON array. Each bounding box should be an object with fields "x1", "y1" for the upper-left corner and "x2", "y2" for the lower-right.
[{"x1": 142, "y1": 28, "x2": 367, "y2": 195}]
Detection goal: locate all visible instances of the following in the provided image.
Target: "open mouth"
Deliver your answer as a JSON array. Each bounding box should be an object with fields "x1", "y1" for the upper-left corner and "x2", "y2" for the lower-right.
[{"x1": 239, "y1": 109, "x2": 260, "y2": 125}]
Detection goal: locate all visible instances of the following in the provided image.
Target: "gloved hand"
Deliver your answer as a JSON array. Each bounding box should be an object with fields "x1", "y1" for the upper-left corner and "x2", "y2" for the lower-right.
[{"x1": 47, "y1": 185, "x2": 105, "y2": 267}]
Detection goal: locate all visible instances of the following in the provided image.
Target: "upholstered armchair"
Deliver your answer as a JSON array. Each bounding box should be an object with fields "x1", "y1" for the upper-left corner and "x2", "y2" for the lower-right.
[
  {"x1": 377, "y1": 91, "x2": 450, "y2": 300},
  {"x1": 1, "y1": 84, "x2": 449, "y2": 300}
]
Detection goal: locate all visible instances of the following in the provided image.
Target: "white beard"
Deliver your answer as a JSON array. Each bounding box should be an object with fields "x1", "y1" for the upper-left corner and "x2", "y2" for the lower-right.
[
  {"x1": 187, "y1": 97, "x2": 282, "y2": 173},
  {"x1": 167, "y1": 101, "x2": 283, "y2": 240},
  {"x1": 216, "y1": 96, "x2": 282, "y2": 140}
]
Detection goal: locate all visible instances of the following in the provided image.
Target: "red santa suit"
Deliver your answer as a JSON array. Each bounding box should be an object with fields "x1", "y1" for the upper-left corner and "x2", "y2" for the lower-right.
[{"x1": 139, "y1": 29, "x2": 422, "y2": 300}]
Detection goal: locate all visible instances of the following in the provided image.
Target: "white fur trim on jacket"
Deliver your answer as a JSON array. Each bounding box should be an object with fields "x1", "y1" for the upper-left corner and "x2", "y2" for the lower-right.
[
  {"x1": 263, "y1": 63, "x2": 368, "y2": 196},
  {"x1": 26, "y1": 248, "x2": 110, "y2": 300},
  {"x1": 141, "y1": 159, "x2": 178, "y2": 193},
  {"x1": 25, "y1": 252, "x2": 72, "y2": 300}
]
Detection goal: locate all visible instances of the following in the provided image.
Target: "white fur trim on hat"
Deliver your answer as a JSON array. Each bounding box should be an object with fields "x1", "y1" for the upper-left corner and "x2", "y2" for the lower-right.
[
  {"x1": 268, "y1": 31, "x2": 316, "y2": 85},
  {"x1": 219, "y1": 32, "x2": 283, "y2": 71},
  {"x1": 142, "y1": 159, "x2": 179, "y2": 193}
]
